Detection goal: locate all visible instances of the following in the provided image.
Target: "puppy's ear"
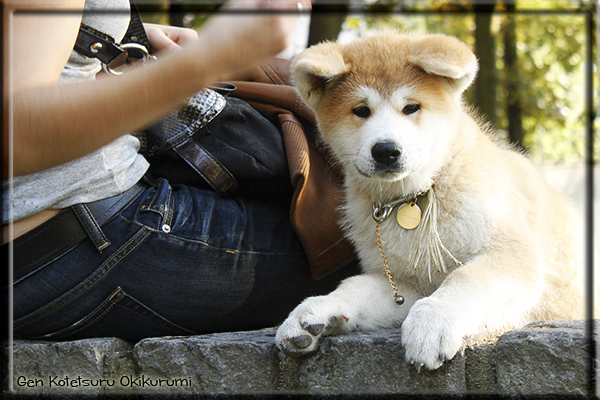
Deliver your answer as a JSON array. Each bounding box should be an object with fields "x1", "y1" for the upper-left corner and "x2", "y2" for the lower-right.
[
  {"x1": 407, "y1": 34, "x2": 478, "y2": 93},
  {"x1": 291, "y1": 41, "x2": 350, "y2": 108}
]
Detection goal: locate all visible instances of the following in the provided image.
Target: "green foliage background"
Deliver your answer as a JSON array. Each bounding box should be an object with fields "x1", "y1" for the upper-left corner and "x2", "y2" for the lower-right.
[
  {"x1": 341, "y1": 1, "x2": 596, "y2": 166},
  {"x1": 143, "y1": 0, "x2": 598, "y2": 166}
]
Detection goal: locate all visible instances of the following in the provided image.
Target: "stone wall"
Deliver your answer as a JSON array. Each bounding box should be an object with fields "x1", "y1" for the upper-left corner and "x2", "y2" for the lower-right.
[{"x1": 2, "y1": 320, "x2": 597, "y2": 398}]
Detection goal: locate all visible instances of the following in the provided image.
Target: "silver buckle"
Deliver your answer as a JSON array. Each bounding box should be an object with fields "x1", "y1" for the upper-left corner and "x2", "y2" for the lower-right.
[{"x1": 102, "y1": 43, "x2": 157, "y2": 76}]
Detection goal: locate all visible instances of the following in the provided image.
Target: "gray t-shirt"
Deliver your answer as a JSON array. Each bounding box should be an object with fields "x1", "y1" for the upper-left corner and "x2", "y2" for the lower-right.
[{"x1": 3, "y1": 0, "x2": 149, "y2": 224}]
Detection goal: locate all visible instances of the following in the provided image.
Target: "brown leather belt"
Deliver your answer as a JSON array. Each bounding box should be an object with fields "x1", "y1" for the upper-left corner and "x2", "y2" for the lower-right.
[{"x1": 5, "y1": 180, "x2": 148, "y2": 282}]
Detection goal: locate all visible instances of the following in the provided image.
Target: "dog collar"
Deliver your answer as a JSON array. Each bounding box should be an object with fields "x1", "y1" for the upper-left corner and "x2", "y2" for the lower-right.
[
  {"x1": 372, "y1": 188, "x2": 430, "y2": 223},
  {"x1": 371, "y1": 185, "x2": 460, "y2": 305},
  {"x1": 372, "y1": 187, "x2": 431, "y2": 306}
]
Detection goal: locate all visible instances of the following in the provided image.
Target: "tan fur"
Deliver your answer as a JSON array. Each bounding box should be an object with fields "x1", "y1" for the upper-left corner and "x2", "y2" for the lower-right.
[{"x1": 276, "y1": 32, "x2": 594, "y2": 370}]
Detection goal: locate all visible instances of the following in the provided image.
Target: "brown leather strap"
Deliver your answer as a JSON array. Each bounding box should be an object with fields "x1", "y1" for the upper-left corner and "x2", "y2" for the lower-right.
[{"x1": 173, "y1": 139, "x2": 239, "y2": 196}]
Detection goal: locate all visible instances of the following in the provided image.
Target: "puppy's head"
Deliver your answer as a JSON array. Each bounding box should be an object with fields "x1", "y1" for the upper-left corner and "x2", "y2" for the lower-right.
[{"x1": 291, "y1": 32, "x2": 478, "y2": 193}]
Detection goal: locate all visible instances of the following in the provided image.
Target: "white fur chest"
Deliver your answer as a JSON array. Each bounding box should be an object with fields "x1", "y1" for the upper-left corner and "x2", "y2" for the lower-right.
[{"x1": 343, "y1": 187, "x2": 487, "y2": 296}]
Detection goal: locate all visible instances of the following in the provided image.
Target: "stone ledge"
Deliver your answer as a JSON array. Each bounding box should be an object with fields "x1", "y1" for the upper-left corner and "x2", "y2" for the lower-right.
[{"x1": 2, "y1": 320, "x2": 598, "y2": 397}]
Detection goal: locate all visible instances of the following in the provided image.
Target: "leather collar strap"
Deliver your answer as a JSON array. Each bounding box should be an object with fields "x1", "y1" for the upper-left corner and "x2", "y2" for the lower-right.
[{"x1": 74, "y1": 0, "x2": 151, "y2": 66}]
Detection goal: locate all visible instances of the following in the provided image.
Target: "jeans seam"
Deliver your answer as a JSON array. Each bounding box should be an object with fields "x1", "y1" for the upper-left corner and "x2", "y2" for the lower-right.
[
  {"x1": 118, "y1": 216, "x2": 306, "y2": 256},
  {"x1": 117, "y1": 215, "x2": 239, "y2": 254},
  {"x1": 14, "y1": 228, "x2": 151, "y2": 329},
  {"x1": 144, "y1": 184, "x2": 161, "y2": 210},
  {"x1": 113, "y1": 301, "x2": 194, "y2": 333},
  {"x1": 140, "y1": 204, "x2": 164, "y2": 213},
  {"x1": 42, "y1": 288, "x2": 124, "y2": 340},
  {"x1": 140, "y1": 182, "x2": 168, "y2": 214}
]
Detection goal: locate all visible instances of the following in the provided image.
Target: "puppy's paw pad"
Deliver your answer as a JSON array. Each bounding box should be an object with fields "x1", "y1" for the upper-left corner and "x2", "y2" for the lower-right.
[
  {"x1": 288, "y1": 334, "x2": 313, "y2": 349},
  {"x1": 276, "y1": 298, "x2": 349, "y2": 356},
  {"x1": 302, "y1": 322, "x2": 325, "y2": 336}
]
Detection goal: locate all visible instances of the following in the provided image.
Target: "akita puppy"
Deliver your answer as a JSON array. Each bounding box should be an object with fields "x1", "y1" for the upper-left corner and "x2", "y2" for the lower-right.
[{"x1": 275, "y1": 32, "x2": 592, "y2": 370}]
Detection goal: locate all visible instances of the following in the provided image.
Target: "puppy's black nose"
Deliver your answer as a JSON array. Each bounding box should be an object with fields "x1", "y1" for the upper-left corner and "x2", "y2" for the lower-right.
[{"x1": 371, "y1": 141, "x2": 401, "y2": 166}]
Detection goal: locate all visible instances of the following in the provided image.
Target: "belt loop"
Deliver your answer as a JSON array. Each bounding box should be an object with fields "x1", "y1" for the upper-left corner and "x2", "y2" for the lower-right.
[{"x1": 71, "y1": 204, "x2": 111, "y2": 252}]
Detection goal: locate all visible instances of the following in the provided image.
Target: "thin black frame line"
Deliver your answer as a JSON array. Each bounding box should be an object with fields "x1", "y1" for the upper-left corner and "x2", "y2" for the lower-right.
[
  {"x1": 584, "y1": 7, "x2": 597, "y2": 398},
  {"x1": 10, "y1": 8, "x2": 597, "y2": 15}
]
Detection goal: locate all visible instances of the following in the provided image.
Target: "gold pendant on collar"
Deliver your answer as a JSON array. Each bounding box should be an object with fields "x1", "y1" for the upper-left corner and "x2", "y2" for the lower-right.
[{"x1": 396, "y1": 202, "x2": 421, "y2": 230}]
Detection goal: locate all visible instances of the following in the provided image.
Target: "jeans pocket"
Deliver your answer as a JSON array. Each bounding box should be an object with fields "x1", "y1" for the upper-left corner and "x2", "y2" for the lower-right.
[
  {"x1": 136, "y1": 178, "x2": 175, "y2": 232},
  {"x1": 32, "y1": 287, "x2": 196, "y2": 342}
]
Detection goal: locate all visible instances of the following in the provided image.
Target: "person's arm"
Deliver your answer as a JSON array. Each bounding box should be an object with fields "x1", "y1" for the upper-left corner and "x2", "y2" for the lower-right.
[{"x1": 7, "y1": 0, "x2": 302, "y2": 178}]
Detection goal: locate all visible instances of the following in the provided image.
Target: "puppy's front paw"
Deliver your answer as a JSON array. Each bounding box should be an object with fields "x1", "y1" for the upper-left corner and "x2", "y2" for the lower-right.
[
  {"x1": 276, "y1": 296, "x2": 350, "y2": 357},
  {"x1": 401, "y1": 297, "x2": 465, "y2": 370}
]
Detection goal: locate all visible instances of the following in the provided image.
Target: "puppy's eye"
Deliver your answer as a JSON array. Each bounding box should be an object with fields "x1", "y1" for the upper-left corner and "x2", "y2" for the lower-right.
[
  {"x1": 353, "y1": 106, "x2": 371, "y2": 118},
  {"x1": 402, "y1": 103, "x2": 420, "y2": 115}
]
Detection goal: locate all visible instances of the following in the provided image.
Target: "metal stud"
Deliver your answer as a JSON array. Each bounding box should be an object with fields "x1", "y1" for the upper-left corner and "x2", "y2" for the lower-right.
[{"x1": 90, "y1": 42, "x2": 103, "y2": 53}]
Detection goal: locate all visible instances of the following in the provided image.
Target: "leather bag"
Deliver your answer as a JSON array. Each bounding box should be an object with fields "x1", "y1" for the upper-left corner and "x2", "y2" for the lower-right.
[{"x1": 229, "y1": 59, "x2": 357, "y2": 279}]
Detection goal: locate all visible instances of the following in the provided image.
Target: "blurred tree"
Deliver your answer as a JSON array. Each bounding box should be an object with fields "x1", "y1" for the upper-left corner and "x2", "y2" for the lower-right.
[
  {"x1": 307, "y1": 0, "x2": 350, "y2": 46},
  {"x1": 139, "y1": 0, "x2": 170, "y2": 25},
  {"x1": 140, "y1": 1, "x2": 219, "y2": 27},
  {"x1": 169, "y1": 0, "x2": 186, "y2": 27},
  {"x1": 501, "y1": 1, "x2": 524, "y2": 149},
  {"x1": 473, "y1": 1, "x2": 498, "y2": 129}
]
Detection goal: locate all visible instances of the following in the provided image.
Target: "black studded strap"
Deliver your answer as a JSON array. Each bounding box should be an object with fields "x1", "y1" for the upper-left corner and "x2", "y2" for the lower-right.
[
  {"x1": 121, "y1": 0, "x2": 152, "y2": 52},
  {"x1": 74, "y1": 0, "x2": 151, "y2": 65}
]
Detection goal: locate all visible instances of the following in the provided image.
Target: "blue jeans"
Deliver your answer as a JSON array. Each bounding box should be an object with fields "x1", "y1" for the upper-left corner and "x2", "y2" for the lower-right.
[{"x1": 9, "y1": 179, "x2": 358, "y2": 342}]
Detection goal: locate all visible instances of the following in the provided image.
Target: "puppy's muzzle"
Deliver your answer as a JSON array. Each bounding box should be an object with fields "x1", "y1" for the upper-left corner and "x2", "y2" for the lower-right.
[{"x1": 371, "y1": 140, "x2": 402, "y2": 170}]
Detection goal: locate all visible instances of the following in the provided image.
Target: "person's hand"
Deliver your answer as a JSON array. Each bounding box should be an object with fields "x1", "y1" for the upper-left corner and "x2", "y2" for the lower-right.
[
  {"x1": 195, "y1": 0, "x2": 311, "y2": 81},
  {"x1": 143, "y1": 23, "x2": 199, "y2": 56}
]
